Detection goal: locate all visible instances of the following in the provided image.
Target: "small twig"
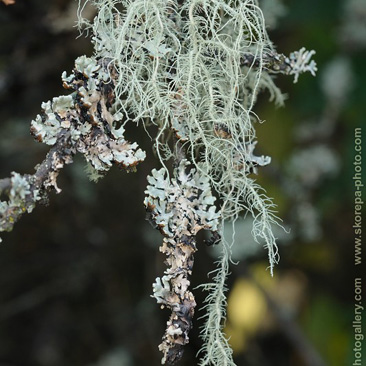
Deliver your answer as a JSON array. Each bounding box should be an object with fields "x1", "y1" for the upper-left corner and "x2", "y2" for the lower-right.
[
  {"x1": 240, "y1": 48, "x2": 317, "y2": 83},
  {"x1": 0, "y1": 131, "x2": 75, "y2": 234}
]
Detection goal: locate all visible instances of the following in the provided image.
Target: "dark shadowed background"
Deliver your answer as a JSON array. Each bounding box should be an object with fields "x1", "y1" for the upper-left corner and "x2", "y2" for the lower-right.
[{"x1": 0, "y1": 1, "x2": 365, "y2": 365}]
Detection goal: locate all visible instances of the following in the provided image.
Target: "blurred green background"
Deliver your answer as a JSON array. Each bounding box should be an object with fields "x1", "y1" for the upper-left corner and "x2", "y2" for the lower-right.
[{"x1": 0, "y1": 1, "x2": 365, "y2": 365}]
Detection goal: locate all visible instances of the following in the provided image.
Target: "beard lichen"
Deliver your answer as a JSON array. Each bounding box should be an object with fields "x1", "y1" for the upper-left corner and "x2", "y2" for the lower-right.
[{"x1": 76, "y1": 0, "x2": 316, "y2": 364}]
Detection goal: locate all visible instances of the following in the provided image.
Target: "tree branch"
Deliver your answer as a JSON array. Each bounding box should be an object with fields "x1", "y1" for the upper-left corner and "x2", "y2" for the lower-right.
[
  {"x1": 0, "y1": 56, "x2": 146, "y2": 238},
  {"x1": 145, "y1": 160, "x2": 221, "y2": 365},
  {"x1": 240, "y1": 47, "x2": 317, "y2": 83},
  {"x1": 0, "y1": 130, "x2": 75, "y2": 234}
]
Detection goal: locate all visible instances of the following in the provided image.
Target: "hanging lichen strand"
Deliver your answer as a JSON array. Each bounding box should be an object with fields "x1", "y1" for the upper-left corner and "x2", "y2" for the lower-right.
[
  {"x1": 74, "y1": 0, "x2": 316, "y2": 365},
  {"x1": 77, "y1": 0, "x2": 316, "y2": 267}
]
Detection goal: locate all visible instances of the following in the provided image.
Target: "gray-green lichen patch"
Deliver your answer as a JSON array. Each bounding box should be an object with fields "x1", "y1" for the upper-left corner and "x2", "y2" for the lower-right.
[
  {"x1": 31, "y1": 55, "x2": 146, "y2": 173},
  {"x1": 9, "y1": 172, "x2": 31, "y2": 204},
  {"x1": 144, "y1": 160, "x2": 220, "y2": 364},
  {"x1": 2, "y1": 51, "x2": 147, "y2": 240},
  {"x1": 75, "y1": 55, "x2": 101, "y2": 78},
  {"x1": 0, "y1": 172, "x2": 37, "y2": 238},
  {"x1": 145, "y1": 162, "x2": 221, "y2": 238}
]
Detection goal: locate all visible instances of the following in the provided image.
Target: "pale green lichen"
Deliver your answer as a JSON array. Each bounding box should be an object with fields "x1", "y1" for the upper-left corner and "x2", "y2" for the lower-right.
[
  {"x1": 31, "y1": 102, "x2": 62, "y2": 145},
  {"x1": 84, "y1": 162, "x2": 105, "y2": 182},
  {"x1": 9, "y1": 172, "x2": 31, "y2": 205},
  {"x1": 75, "y1": 0, "x2": 316, "y2": 364},
  {"x1": 0, "y1": 172, "x2": 38, "y2": 241},
  {"x1": 32, "y1": 55, "x2": 146, "y2": 172},
  {"x1": 77, "y1": 0, "x2": 285, "y2": 268},
  {"x1": 287, "y1": 47, "x2": 317, "y2": 83},
  {"x1": 144, "y1": 161, "x2": 221, "y2": 237},
  {"x1": 75, "y1": 54, "x2": 101, "y2": 78},
  {"x1": 152, "y1": 275, "x2": 173, "y2": 305},
  {"x1": 145, "y1": 160, "x2": 222, "y2": 363}
]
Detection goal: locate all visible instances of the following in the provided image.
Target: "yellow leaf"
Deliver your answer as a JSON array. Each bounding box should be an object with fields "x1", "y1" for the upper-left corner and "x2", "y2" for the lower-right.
[{"x1": 227, "y1": 278, "x2": 267, "y2": 334}]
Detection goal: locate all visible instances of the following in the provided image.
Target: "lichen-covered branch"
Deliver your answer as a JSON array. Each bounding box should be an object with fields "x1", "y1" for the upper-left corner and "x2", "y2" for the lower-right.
[
  {"x1": 31, "y1": 56, "x2": 145, "y2": 172},
  {"x1": 0, "y1": 132, "x2": 73, "y2": 236},
  {"x1": 1, "y1": 0, "x2": 317, "y2": 363},
  {"x1": 240, "y1": 47, "x2": 317, "y2": 83},
  {"x1": 144, "y1": 161, "x2": 220, "y2": 364},
  {"x1": 0, "y1": 55, "x2": 146, "y2": 239}
]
